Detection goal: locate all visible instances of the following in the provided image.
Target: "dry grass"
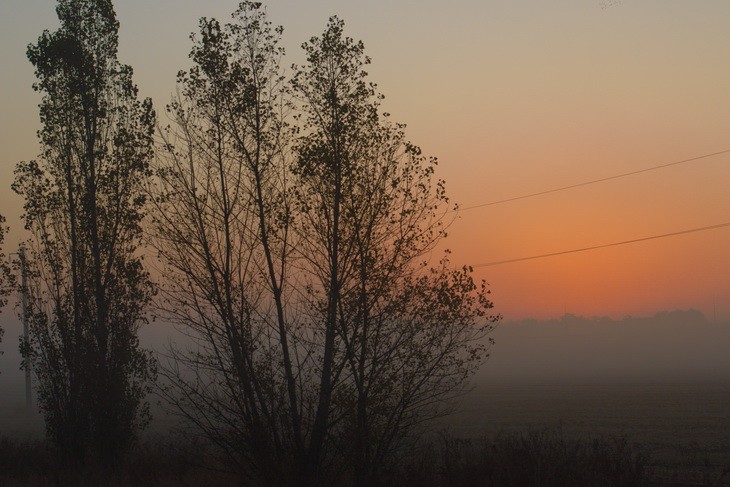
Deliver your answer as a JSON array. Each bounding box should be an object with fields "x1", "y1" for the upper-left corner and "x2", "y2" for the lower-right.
[
  {"x1": 389, "y1": 430, "x2": 653, "y2": 487},
  {"x1": 0, "y1": 429, "x2": 728, "y2": 486},
  {"x1": 0, "y1": 435, "x2": 237, "y2": 487}
]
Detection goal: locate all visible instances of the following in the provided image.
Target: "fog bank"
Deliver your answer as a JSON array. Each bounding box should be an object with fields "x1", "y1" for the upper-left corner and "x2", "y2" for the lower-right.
[{"x1": 478, "y1": 309, "x2": 730, "y2": 384}]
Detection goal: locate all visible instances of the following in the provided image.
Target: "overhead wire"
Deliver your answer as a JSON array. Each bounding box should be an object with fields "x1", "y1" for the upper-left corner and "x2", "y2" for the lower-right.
[
  {"x1": 473, "y1": 222, "x2": 730, "y2": 267},
  {"x1": 456, "y1": 148, "x2": 730, "y2": 212}
]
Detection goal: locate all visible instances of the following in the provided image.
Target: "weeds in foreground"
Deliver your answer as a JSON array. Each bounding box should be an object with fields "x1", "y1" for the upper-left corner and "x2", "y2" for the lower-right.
[
  {"x1": 1, "y1": 429, "x2": 727, "y2": 486},
  {"x1": 0, "y1": 435, "x2": 236, "y2": 487},
  {"x1": 391, "y1": 430, "x2": 652, "y2": 487}
]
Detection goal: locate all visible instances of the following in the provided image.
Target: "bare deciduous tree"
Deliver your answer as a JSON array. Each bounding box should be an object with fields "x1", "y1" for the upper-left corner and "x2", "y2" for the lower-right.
[
  {"x1": 151, "y1": 4, "x2": 497, "y2": 486},
  {"x1": 13, "y1": 0, "x2": 156, "y2": 468},
  {"x1": 151, "y1": 3, "x2": 298, "y2": 482}
]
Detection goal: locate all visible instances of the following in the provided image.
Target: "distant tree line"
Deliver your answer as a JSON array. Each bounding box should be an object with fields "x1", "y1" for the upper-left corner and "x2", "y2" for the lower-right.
[{"x1": 10, "y1": 1, "x2": 498, "y2": 485}]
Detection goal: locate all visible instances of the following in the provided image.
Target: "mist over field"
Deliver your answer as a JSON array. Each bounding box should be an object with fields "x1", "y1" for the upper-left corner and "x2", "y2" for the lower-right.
[
  {"x1": 3, "y1": 308, "x2": 730, "y2": 484},
  {"x1": 480, "y1": 309, "x2": 730, "y2": 384},
  {"x1": 3, "y1": 308, "x2": 729, "y2": 432}
]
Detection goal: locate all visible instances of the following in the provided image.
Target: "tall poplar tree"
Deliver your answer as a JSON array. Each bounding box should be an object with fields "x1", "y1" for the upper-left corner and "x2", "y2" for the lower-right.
[{"x1": 13, "y1": 0, "x2": 155, "y2": 467}]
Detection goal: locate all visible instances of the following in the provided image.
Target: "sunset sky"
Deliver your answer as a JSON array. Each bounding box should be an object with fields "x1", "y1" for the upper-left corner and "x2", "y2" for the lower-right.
[{"x1": 1, "y1": 0, "x2": 729, "y2": 321}]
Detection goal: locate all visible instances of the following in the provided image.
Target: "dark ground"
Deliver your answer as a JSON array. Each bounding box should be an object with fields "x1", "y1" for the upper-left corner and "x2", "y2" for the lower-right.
[{"x1": 1, "y1": 381, "x2": 728, "y2": 486}]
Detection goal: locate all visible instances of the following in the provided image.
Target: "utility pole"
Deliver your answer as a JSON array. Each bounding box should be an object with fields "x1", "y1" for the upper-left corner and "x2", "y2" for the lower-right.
[{"x1": 19, "y1": 246, "x2": 31, "y2": 413}]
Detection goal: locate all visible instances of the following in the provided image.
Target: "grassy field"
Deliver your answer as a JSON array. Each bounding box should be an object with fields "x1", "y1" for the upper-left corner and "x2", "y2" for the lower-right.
[
  {"x1": 445, "y1": 381, "x2": 730, "y2": 485},
  {"x1": 1, "y1": 381, "x2": 728, "y2": 485}
]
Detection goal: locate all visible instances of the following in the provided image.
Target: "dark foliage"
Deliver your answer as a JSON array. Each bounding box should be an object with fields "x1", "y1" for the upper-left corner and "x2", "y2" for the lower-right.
[{"x1": 13, "y1": 0, "x2": 156, "y2": 469}]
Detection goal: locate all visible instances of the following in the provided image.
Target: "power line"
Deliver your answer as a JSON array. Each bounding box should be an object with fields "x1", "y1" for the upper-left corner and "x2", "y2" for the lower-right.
[
  {"x1": 458, "y1": 149, "x2": 730, "y2": 212},
  {"x1": 473, "y1": 222, "x2": 730, "y2": 267}
]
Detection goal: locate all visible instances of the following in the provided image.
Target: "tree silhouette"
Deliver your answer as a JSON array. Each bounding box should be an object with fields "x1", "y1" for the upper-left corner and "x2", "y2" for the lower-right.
[
  {"x1": 151, "y1": 4, "x2": 299, "y2": 482},
  {"x1": 0, "y1": 215, "x2": 9, "y2": 355},
  {"x1": 291, "y1": 17, "x2": 497, "y2": 486},
  {"x1": 151, "y1": 4, "x2": 497, "y2": 486},
  {"x1": 13, "y1": 0, "x2": 156, "y2": 468}
]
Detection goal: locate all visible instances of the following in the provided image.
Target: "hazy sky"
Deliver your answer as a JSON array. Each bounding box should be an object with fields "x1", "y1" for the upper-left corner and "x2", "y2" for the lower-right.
[{"x1": 1, "y1": 0, "x2": 729, "y2": 321}]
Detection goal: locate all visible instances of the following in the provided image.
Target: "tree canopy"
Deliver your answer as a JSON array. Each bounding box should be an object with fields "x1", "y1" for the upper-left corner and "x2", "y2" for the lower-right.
[
  {"x1": 13, "y1": 0, "x2": 156, "y2": 467},
  {"x1": 150, "y1": 4, "x2": 497, "y2": 486}
]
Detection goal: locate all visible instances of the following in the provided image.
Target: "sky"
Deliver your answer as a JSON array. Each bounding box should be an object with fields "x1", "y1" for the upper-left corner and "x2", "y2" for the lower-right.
[{"x1": 1, "y1": 0, "x2": 729, "y2": 321}]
